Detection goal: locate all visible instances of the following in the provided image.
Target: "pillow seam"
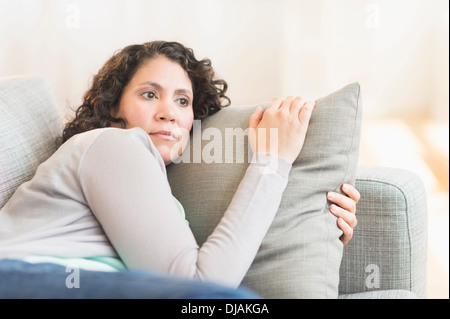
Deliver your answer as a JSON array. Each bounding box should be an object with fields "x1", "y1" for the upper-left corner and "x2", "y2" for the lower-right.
[{"x1": 326, "y1": 83, "x2": 361, "y2": 298}]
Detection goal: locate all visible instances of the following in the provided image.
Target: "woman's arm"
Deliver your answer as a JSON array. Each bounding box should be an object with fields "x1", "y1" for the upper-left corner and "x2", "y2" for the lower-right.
[{"x1": 78, "y1": 128, "x2": 292, "y2": 288}]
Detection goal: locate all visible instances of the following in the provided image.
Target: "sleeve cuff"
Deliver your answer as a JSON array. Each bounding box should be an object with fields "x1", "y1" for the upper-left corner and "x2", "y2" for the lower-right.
[{"x1": 250, "y1": 153, "x2": 292, "y2": 178}]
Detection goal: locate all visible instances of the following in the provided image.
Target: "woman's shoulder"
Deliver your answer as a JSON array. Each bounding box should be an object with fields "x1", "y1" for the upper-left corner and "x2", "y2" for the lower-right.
[
  {"x1": 68, "y1": 127, "x2": 165, "y2": 170},
  {"x1": 68, "y1": 127, "x2": 149, "y2": 146},
  {"x1": 62, "y1": 127, "x2": 154, "y2": 154},
  {"x1": 59, "y1": 127, "x2": 158, "y2": 160}
]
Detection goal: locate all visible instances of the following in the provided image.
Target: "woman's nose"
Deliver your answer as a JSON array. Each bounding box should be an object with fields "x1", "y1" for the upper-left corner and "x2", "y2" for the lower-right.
[{"x1": 155, "y1": 101, "x2": 176, "y2": 122}]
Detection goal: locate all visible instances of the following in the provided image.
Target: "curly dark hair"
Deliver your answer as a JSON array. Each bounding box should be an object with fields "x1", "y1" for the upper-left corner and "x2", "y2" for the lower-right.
[{"x1": 61, "y1": 41, "x2": 230, "y2": 143}]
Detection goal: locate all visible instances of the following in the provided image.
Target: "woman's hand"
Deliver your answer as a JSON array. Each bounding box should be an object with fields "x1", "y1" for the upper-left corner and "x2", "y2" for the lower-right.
[
  {"x1": 327, "y1": 184, "x2": 360, "y2": 245},
  {"x1": 248, "y1": 97, "x2": 315, "y2": 164}
]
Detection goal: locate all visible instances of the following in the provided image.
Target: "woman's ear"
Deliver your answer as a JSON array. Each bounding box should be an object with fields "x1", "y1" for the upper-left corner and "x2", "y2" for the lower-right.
[
  {"x1": 109, "y1": 104, "x2": 119, "y2": 118},
  {"x1": 109, "y1": 106, "x2": 126, "y2": 128}
]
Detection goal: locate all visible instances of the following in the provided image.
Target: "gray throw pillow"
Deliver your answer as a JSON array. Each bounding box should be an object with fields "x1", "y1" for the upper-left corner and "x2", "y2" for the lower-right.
[{"x1": 167, "y1": 82, "x2": 362, "y2": 298}]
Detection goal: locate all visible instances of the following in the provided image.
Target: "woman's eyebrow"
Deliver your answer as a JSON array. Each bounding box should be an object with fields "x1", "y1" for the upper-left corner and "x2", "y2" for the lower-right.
[{"x1": 138, "y1": 81, "x2": 192, "y2": 96}]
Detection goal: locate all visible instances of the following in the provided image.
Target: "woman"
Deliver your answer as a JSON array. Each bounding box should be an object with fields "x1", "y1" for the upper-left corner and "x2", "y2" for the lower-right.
[{"x1": 0, "y1": 41, "x2": 359, "y2": 298}]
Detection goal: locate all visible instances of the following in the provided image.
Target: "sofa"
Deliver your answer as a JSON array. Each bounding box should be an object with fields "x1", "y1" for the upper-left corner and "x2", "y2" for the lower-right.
[{"x1": 0, "y1": 75, "x2": 428, "y2": 298}]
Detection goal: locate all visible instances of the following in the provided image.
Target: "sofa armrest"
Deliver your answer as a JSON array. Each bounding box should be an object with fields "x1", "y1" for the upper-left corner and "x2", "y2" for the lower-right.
[{"x1": 339, "y1": 166, "x2": 428, "y2": 298}]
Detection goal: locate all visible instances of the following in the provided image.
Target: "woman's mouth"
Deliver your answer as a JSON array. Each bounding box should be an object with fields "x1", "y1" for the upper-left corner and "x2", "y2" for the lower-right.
[{"x1": 149, "y1": 131, "x2": 177, "y2": 141}]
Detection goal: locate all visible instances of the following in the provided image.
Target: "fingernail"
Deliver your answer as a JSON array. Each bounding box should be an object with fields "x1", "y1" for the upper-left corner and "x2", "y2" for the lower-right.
[{"x1": 327, "y1": 192, "x2": 335, "y2": 199}]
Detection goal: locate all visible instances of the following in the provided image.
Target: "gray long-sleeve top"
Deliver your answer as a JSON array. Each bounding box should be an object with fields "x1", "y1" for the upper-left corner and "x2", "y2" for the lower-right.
[{"x1": 0, "y1": 127, "x2": 291, "y2": 287}]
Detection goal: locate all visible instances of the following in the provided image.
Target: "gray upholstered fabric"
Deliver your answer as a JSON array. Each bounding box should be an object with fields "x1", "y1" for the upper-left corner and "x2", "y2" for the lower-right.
[
  {"x1": 0, "y1": 76, "x2": 62, "y2": 209},
  {"x1": 167, "y1": 83, "x2": 363, "y2": 298},
  {"x1": 339, "y1": 166, "x2": 428, "y2": 298}
]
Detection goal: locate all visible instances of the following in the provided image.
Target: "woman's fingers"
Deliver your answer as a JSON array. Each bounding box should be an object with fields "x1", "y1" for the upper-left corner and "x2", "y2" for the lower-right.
[
  {"x1": 289, "y1": 96, "x2": 305, "y2": 116},
  {"x1": 341, "y1": 183, "x2": 361, "y2": 204},
  {"x1": 266, "y1": 97, "x2": 283, "y2": 111},
  {"x1": 248, "y1": 106, "x2": 264, "y2": 129},
  {"x1": 249, "y1": 95, "x2": 315, "y2": 164},
  {"x1": 280, "y1": 96, "x2": 295, "y2": 114},
  {"x1": 327, "y1": 184, "x2": 360, "y2": 246},
  {"x1": 329, "y1": 203, "x2": 357, "y2": 229},
  {"x1": 298, "y1": 100, "x2": 315, "y2": 126},
  {"x1": 327, "y1": 190, "x2": 357, "y2": 214},
  {"x1": 337, "y1": 217, "x2": 353, "y2": 245}
]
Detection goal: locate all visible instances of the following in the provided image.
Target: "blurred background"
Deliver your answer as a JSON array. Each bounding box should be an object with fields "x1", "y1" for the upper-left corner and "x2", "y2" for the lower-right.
[{"x1": 1, "y1": 0, "x2": 448, "y2": 298}]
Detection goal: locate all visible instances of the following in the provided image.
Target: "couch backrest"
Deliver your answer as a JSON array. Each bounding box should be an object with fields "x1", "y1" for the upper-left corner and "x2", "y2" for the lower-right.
[{"x1": 0, "y1": 76, "x2": 62, "y2": 208}]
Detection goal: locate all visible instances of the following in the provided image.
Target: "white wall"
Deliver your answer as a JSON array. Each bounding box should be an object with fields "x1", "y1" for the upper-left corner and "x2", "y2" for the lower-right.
[{"x1": 1, "y1": 0, "x2": 448, "y2": 123}]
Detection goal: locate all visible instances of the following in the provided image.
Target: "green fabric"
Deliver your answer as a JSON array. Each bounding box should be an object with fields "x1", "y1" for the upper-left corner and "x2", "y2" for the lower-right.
[
  {"x1": 21, "y1": 255, "x2": 124, "y2": 272},
  {"x1": 173, "y1": 195, "x2": 189, "y2": 225},
  {"x1": 85, "y1": 256, "x2": 127, "y2": 271}
]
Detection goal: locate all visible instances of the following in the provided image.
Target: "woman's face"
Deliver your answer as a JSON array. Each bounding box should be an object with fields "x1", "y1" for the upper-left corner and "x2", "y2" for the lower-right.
[{"x1": 113, "y1": 55, "x2": 194, "y2": 165}]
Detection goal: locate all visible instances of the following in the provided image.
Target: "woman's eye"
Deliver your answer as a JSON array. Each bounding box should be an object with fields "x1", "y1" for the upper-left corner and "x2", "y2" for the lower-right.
[
  {"x1": 142, "y1": 91, "x2": 156, "y2": 99},
  {"x1": 178, "y1": 98, "x2": 190, "y2": 106}
]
